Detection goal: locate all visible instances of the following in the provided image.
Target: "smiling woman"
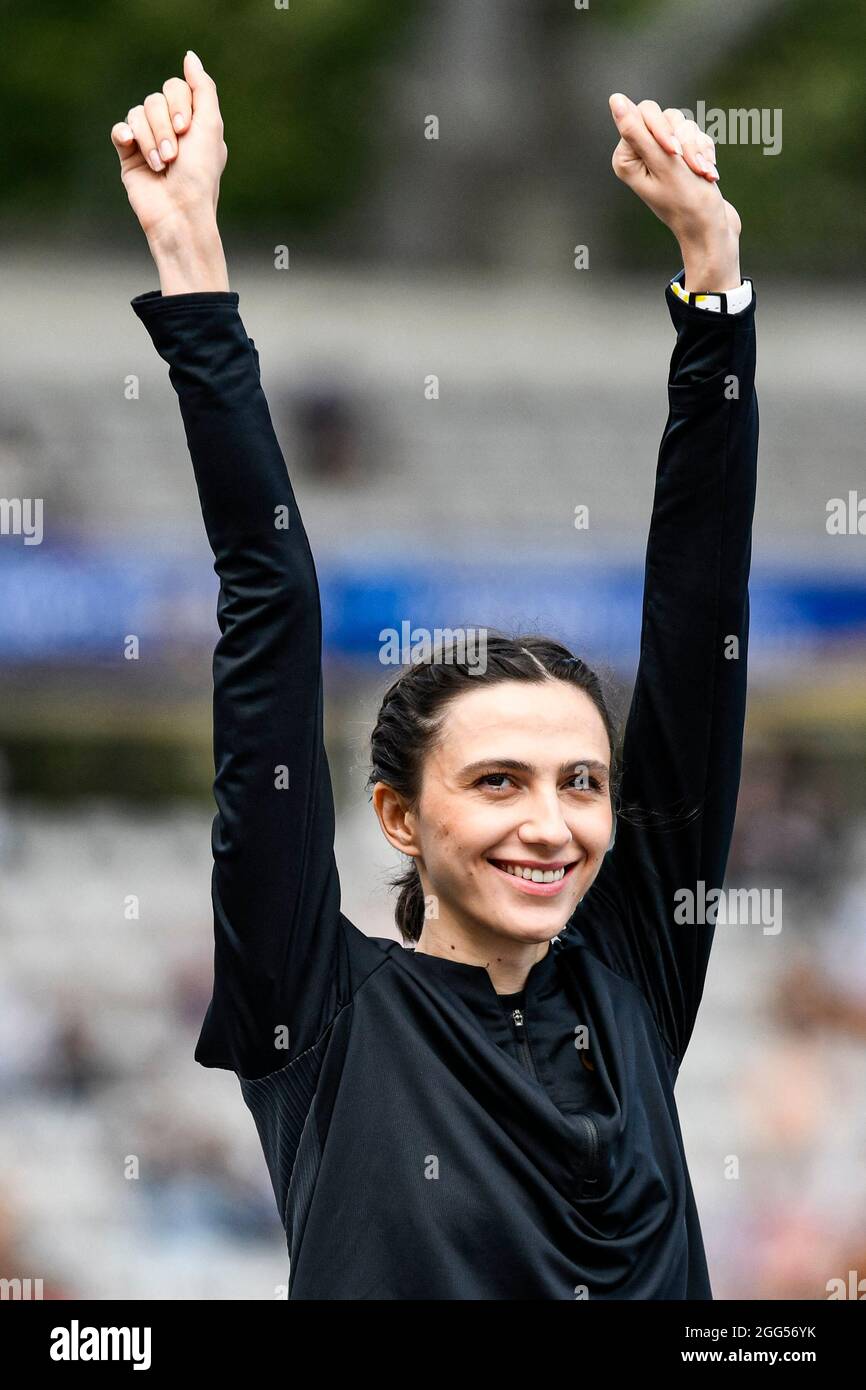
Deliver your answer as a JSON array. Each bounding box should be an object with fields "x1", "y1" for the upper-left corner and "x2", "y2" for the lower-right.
[
  {"x1": 368, "y1": 634, "x2": 620, "y2": 959},
  {"x1": 119, "y1": 66, "x2": 758, "y2": 1299}
]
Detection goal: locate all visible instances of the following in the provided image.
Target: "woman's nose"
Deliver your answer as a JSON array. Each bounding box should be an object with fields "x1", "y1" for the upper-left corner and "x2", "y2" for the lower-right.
[{"x1": 517, "y1": 793, "x2": 572, "y2": 848}]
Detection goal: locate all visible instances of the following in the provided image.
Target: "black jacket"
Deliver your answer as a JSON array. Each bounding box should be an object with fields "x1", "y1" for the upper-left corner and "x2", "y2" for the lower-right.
[{"x1": 132, "y1": 272, "x2": 758, "y2": 1299}]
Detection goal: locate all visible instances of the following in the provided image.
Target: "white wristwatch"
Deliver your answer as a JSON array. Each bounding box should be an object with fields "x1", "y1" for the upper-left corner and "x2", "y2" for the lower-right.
[{"x1": 669, "y1": 273, "x2": 753, "y2": 315}]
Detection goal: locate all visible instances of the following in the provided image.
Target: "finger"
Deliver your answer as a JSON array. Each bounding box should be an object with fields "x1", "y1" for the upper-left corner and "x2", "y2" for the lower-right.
[
  {"x1": 163, "y1": 76, "x2": 192, "y2": 135},
  {"x1": 127, "y1": 104, "x2": 164, "y2": 171},
  {"x1": 608, "y1": 93, "x2": 666, "y2": 174},
  {"x1": 701, "y1": 133, "x2": 717, "y2": 167},
  {"x1": 636, "y1": 99, "x2": 683, "y2": 158},
  {"x1": 110, "y1": 121, "x2": 137, "y2": 163},
  {"x1": 183, "y1": 50, "x2": 221, "y2": 124},
  {"x1": 663, "y1": 109, "x2": 716, "y2": 157},
  {"x1": 661, "y1": 107, "x2": 694, "y2": 151},
  {"x1": 690, "y1": 128, "x2": 719, "y2": 179},
  {"x1": 143, "y1": 92, "x2": 177, "y2": 166},
  {"x1": 677, "y1": 119, "x2": 719, "y2": 181}
]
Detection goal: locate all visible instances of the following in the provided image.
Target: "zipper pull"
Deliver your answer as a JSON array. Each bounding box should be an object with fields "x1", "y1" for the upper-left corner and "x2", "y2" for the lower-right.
[{"x1": 512, "y1": 1009, "x2": 524, "y2": 1026}]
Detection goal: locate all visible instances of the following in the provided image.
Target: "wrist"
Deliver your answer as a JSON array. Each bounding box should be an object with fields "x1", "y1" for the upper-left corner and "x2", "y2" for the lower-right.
[
  {"x1": 146, "y1": 215, "x2": 229, "y2": 295},
  {"x1": 678, "y1": 229, "x2": 741, "y2": 294}
]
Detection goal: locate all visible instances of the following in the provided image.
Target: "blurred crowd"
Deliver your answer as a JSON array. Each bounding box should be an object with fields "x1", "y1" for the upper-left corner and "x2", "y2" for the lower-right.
[{"x1": 0, "y1": 801, "x2": 285, "y2": 1299}]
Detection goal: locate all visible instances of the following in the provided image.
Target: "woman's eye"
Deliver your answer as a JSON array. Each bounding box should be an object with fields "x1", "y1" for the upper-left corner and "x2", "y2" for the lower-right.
[
  {"x1": 477, "y1": 773, "x2": 513, "y2": 790},
  {"x1": 567, "y1": 774, "x2": 602, "y2": 792},
  {"x1": 475, "y1": 773, "x2": 603, "y2": 793}
]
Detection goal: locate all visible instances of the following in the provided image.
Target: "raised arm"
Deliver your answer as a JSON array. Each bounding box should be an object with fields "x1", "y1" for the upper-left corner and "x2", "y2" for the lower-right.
[
  {"x1": 113, "y1": 54, "x2": 374, "y2": 1080},
  {"x1": 569, "y1": 97, "x2": 758, "y2": 1065}
]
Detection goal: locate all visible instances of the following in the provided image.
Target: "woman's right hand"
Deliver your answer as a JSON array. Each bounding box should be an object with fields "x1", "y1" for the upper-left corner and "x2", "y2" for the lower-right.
[
  {"x1": 608, "y1": 93, "x2": 741, "y2": 294},
  {"x1": 111, "y1": 51, "x2": 229, "y2": 293}
]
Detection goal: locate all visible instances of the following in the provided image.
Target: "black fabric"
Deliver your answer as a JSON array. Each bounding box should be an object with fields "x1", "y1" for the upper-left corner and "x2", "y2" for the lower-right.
[
  {"x1": 131, "y1": 269, "x2": 758, "y2": 1300},
  {"x1": 497, "y1": 988, "x2": 526, "y2": 1010}
]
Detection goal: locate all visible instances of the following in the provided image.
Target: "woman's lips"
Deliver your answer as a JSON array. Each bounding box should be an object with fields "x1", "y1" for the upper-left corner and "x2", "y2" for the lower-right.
[{"x1": 487, "y1": 858, "x2": 579, "y2": 897}]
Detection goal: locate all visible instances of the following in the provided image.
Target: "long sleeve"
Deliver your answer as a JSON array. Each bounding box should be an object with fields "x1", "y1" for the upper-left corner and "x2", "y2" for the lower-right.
[
  {"x1": 568, "y1": 274, "x2": 758, "y2": 1065},
  {"x1": 132, "y1": 290, "x2": 360, "y2": 1080},
  {"x1": 669, "y1": 268, "x2": 753, "y2": 314}
]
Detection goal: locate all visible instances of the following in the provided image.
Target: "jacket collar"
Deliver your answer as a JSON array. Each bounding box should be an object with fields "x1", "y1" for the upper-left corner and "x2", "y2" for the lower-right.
[{"x1": 402, "y1": 936, "x2": 566, "y2": 1021}]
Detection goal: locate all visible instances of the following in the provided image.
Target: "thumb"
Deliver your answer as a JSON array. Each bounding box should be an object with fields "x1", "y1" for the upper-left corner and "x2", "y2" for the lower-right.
[
  {"x1": 183, "y1": 50, "x2": 220, "y2": 117},
  {"x1": 608, "y1": 91, "x2": 656, "y2": 170},
  {"x1": 609, "y1": 92, "x2": 631, "y2": 121}
]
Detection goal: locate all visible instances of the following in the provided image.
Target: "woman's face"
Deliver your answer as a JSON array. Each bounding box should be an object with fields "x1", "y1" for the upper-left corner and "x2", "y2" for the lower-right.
[{"x1": 400, "y1": 679, "x2": 614, "y2": 945}]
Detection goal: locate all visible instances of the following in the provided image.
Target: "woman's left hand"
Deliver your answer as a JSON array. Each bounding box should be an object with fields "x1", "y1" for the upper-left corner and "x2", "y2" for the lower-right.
[{"x1": 609, "y1": 93, "x2": 741, "y2": 293}]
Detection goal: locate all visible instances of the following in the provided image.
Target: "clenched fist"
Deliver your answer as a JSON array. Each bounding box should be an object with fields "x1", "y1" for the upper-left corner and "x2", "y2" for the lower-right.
[
  {"x1": 608, "y1": 93, "x2": 741, "y2": 294},
  {"x1": 111, "y1": 51, "x2": 229, "y2": 294}
]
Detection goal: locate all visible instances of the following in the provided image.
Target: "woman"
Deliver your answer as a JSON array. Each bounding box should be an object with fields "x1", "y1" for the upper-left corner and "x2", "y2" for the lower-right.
[{"x1": 112, "y1": 53, "x2": 757, "y2": 1299}]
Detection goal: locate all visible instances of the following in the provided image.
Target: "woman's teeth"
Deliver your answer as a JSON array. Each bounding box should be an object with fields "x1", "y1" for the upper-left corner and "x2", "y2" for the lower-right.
[{"x1": 497, "y1": 862, "x2": 566, "y2": 883}]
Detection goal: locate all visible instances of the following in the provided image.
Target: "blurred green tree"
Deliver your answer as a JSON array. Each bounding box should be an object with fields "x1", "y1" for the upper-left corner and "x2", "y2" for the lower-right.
[
  {"x1": 568, "y1": 0, "x2": 866, "y2": 273},
  {"x1": 2, "y1": 0, "x2": 420, "y2": 239},
  {"x1": 2, "y1": 0, "x2": 864, "y2": 270},
  {"x1": 693, "y1": 0, "x2": 866, "y2": 272}
]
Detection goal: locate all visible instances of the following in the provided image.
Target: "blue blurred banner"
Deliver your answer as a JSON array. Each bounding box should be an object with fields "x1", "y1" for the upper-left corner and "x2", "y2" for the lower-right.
[{"x1": 1, "y1": 536, "x2": 865, "y2": 671}]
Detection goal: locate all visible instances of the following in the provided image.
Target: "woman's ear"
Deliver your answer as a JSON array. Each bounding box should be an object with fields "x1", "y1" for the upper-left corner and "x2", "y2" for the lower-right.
[{"x1": 371, "y1": 781, "x2": 422, "y2": 859}]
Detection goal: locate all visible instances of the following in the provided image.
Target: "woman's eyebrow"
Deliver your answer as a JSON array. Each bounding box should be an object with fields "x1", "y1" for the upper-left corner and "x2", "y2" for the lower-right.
[{"x1": 460, "y1": 758, "x2": 609, "y2": 778}]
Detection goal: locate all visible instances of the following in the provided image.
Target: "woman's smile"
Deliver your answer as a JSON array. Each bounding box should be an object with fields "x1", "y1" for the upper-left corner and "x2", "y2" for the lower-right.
[{"x1": 487, "y1": 856, "x2": 581, "y2": 897}]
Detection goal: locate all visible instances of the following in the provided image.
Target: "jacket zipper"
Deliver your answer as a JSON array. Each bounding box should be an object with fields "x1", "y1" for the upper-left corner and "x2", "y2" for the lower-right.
[
  {"x1": 578, "y1": 1113, "x2": 601, "y2": 1198},
  {"x1": 580, "y1": 1113, "x2": 600, "y2": 1173},
  {"x1": 510, "y1": 1008, "x2": 539, "y2": 1081},
  {"x1": 512, "y1": 1007, "x2": 601, "y2": 1193}
]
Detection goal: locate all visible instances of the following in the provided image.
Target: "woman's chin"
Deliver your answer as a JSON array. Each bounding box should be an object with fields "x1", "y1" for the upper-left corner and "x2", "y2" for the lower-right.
[{"x1": 481, "y1": 905, "x2": 574, "y2": 944}]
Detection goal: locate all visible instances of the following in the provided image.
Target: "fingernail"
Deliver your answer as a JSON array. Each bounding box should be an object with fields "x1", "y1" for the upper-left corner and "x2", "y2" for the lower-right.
[
  {"x1": 186, "y1": 49, "x2": 203, "y2": 70},
  {"x1": 610, "y1": 93, "x2": 628, "y2": 117},
  {"x1": 148, "y1": 149, "x2": 165, "y2": 171},
  {"x1": 160, "y1": 139, "x2": 175, "y2": 161},
  {"x1": 173, "y1": 112, "x2": 186, "y2": 131},
  {"x1": 118, "y1": 124, "x2": 133, "y2": 142},
  {"x1": 671, "y1": 137, "x2": 683, "y2": 156},
  {"x1": 697, "y1": 155, "x2": 710, "y2": 174}
]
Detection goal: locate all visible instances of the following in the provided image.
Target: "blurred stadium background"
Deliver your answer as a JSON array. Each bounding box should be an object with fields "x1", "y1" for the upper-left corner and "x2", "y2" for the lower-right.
[{"x1": 2, "y1": 0, "x2": 865, "y2": 1299}]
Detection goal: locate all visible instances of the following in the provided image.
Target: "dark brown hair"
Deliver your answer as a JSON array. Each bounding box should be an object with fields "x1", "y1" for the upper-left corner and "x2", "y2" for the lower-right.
[{"x1": 366, "y1": 631, "x2": 623, "y2": 943}]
